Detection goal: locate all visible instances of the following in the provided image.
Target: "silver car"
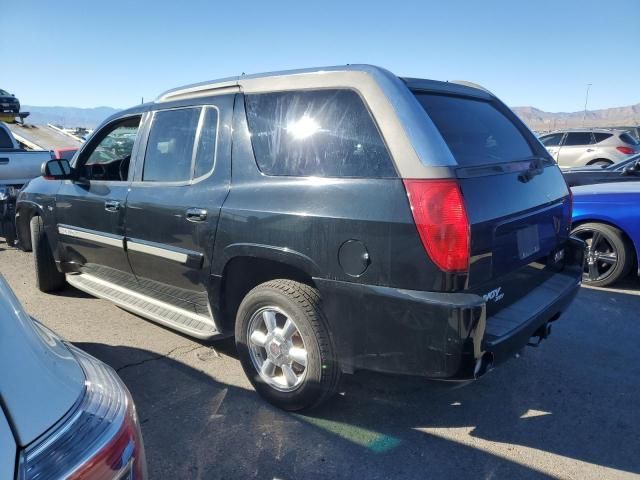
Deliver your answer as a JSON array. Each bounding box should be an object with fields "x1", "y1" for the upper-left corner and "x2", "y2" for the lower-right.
[
  {"x1": 0, "y1": 275, "x2": 147, "y2": 479},
  {"x1": 539, "y1": 129, "x2": 639, "y2": 168}
]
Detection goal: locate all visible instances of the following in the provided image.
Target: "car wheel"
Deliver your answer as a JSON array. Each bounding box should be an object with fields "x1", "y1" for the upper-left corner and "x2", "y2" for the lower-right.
[
  {"x1": 571, "y1": 223, "x2": 633, "y2": 287},
  {"x1": 30, "y1": 216, "x2": 65, "y2": 292},
  {"x1": 235, "y1": 279, "x2": 341, "y2": 411}
]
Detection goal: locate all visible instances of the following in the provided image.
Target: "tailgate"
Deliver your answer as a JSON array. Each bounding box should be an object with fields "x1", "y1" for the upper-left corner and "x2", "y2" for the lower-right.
[
  {"x1": 411, "y1": 89, "x2": 573, "y2": 310},
  {"x1": 460, "y1": 163, "x2": 571, "y2": 292},
  {"x1": 0, "y1": 151, "x2": 51, "y2": 185}
]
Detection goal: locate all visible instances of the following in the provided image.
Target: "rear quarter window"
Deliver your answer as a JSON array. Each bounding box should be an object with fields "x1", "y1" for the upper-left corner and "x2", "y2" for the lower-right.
[
  {"x1": 244, "y1": 89, "x2": 396, "y2": 178},
  {"x1": 413, "y1": 93, "x2": 535, "y2": 166},
  {"x1": 593, "y1": 132, "x2": 613, "y2": 143}
]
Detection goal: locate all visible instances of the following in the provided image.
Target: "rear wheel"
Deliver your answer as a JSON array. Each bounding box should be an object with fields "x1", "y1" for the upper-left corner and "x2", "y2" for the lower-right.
[
  {"x1": 571, "y1": 223, "x2": 632, "y2": 287},
  {"x1": 235, "y1": 279, "x2": 340, "y2": 411},
  {"x1": 30, "y1": 216, "x2": 65, "y2": 292}
]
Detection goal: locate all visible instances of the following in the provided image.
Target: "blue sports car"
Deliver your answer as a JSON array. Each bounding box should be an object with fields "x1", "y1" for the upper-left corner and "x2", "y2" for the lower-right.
[{"x1": 571, "y1": 182, "x2": 640, "y2": 287}]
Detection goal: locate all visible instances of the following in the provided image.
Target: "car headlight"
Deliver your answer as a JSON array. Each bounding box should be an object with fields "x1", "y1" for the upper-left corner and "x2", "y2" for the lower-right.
[{"x1": 18, "y1": 346, "x2": 147, "y2": 480}]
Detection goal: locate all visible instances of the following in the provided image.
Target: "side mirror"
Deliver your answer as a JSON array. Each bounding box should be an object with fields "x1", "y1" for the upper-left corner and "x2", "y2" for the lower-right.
[{"x1": 41, "y1": 159, "x2": 73, "y2": 180}]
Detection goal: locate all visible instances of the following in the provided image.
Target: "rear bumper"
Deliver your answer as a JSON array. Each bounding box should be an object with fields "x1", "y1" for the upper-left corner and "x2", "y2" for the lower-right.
[{"x1": 315, "y1": 238, "x2": 583, "y2": 380}]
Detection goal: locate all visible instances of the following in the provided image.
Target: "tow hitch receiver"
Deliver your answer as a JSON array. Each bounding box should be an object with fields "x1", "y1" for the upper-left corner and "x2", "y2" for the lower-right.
[{"x1": 528, "y1": 322, "x2": 552, "y2": 347}]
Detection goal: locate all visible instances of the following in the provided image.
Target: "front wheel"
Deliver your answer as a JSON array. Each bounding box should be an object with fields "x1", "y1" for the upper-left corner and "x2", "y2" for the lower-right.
[
  {"x1": 235, "y1": 280, "x2": 341, "y2": 411},
  {"x1": 571, "y1": 223, "x2": 633, "y2": 287}
]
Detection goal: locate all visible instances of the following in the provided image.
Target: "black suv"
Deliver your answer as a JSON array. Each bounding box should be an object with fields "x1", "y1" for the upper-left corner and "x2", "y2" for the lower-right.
[{"x1": 17, "y1": 65, "x2": 583, "y2": 410}]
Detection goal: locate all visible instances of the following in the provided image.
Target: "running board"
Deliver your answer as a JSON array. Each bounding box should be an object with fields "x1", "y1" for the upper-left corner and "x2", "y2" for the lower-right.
[{"x1": 66, "y1": 273, "x2": 219, "y2": 340}]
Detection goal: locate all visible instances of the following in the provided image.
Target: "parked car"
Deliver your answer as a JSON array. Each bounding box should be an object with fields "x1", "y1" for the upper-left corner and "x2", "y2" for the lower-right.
[
  {"x1": 0, "y1": 274, "x2": 147, "y2": 479},
  {"x1": 17, "y1": 65, "x2": 583, "y2": 410},
  {"x1": 53, "y1": 147, "x2": 79, "y2": 161},
  {"x1": 1, "y1": 122, "x2": 54, "y2": 245},
  {"x1": 563, "y1": 154, "x2": 640, "y2": 187},
  {"x1": 0, "y1": 89, "x2": 20, "y2": 114},
  {"x1": 539, "y1": 129, "x2": 639, "y2": 167},
  {"x1": 571, "y1": 182, "x2": 640, "y2": 287}
]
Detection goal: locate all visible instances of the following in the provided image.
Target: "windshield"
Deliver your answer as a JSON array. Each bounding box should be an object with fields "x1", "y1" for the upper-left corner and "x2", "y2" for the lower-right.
[
  {"x1": 0, "y1": 89, "x2": 10, "y2": 96},
  {"x1": 413, "y1": 92, "x2": 535, "y2": 166}
]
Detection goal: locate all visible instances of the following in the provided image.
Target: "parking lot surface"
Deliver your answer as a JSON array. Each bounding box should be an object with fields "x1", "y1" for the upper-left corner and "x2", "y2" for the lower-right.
[{"x1": 1, "y1": 244, "x2": 639, "y2": 479}]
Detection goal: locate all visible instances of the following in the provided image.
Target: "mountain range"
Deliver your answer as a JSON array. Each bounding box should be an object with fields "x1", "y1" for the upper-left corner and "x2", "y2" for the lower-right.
[
  {"x1": 21, "y1": 103, "x2": 640, "y2": 132},
  {"x1": 512, "y1": 104, "x2": 640, "y2": 132},
  {"x1": 22, "y1": 105, "x2": 121, "y2": 128}
]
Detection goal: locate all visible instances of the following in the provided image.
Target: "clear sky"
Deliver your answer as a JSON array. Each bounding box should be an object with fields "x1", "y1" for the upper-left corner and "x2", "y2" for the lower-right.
[{"x1": 3, "y1": 0, "x2": 638, "y2": 112}]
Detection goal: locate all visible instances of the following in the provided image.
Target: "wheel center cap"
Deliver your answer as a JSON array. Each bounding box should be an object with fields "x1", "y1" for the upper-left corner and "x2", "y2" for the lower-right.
[{"x1": 269, "y1": 342, "x2": 281, "y2": 356}]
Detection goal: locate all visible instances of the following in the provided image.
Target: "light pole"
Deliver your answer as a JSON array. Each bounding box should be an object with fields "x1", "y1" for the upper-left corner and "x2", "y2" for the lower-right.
[{"x1": 582, "y1": 83, "x2": 592, "y2": 127}]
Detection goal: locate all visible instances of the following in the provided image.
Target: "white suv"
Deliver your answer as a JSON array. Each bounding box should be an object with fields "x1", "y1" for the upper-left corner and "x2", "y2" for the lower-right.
[{"x1": 539, "y1": 129, "x2": 639, "y2": 168}]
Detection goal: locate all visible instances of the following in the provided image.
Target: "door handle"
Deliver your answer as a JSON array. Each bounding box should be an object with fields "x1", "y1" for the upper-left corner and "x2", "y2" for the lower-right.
[
  {"x1": 0, "y1": 158, "x2": 8, "y2": 165},
  {"x1": 104, "y1": 200, "x2": 121, "y2": 212},
  {"x1": 186, "y1": 208, "x2": 207, "y2": 222},
  {"x1": 586, "y1": 148, "x2": 595, "y2": 152}
]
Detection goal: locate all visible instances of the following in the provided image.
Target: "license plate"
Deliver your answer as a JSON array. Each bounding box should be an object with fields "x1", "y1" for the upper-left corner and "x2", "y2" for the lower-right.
[{"x1": 517, "y1": 225, "x2": 540, "y2": 260}]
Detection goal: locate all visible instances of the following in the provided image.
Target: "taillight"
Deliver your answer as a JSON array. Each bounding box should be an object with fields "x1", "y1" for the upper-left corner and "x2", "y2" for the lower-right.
[
  {"x1": 403, "y1": 179, "x2": 470, "y2": 272},
  {"x1": 18, "y1": 347, "x2": 147, "y2": 480},
  {"x1": 616, "y1": 146, "x2": 636, "y2": 155}
]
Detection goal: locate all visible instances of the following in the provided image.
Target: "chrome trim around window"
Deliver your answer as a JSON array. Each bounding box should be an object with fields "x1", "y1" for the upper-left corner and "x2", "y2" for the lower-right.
[
  {"x1": 57, "y1": 225, "x2": 124, "y2": 248},
  {"x1": 126, "y1": 240, "x2": 189, "y2": 264}
]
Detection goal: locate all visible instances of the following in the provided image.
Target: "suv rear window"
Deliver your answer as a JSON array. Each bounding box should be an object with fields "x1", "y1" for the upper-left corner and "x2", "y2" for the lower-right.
[
  {"x1": 245, "y1": 89, "x2": 396, "y2": 178},
  {"x1": 413, "y1": 93, "x2": 534, "y2": 166},
  {"x1": 620, "y1": 132, "x2": 639, "y2": 145},
  {"x1": 593, "y1": 132, "x2": 613, "y2": 143}
]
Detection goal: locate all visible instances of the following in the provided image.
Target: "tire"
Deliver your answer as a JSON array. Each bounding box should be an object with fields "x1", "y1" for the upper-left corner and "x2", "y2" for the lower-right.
[
  {"x1": 571, "y1": 223, "x2": 633, "y2": 287},
  {"x1": 30, "y1": 216, "x2": 65, "y2": 292},
  {"x1": 235, "y1": 279, "x2": 341, "y2": 411}
]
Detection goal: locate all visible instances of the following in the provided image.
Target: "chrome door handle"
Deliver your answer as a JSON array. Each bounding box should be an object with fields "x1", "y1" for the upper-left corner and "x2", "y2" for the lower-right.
[
  {"x1": 186, "y1": 208, "x2": 207, "y2": 222},
  {"x1": 104, "y1": 200, "x2": 121, "y2": 212},
  {"x1": 586, "y1": 148, "x2": 595, "y2": 152}
]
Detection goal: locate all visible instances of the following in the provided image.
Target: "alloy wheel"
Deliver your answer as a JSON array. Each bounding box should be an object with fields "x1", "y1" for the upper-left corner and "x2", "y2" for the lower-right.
[
  {"x1": 247, "y1": 306, "x2": 308, "y2": 392},
  {"x1": 574, "y1": 229, "x2": 619, "y2": 283}
]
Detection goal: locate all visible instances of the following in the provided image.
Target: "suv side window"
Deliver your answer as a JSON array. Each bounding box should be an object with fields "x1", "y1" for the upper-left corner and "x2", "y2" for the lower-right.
[
  {"x1": 143, "y1": 108, "x2": 201, "y2": 182},
  {"x1": 245, "y1": 89, "x2": 396, "y2": 178},
  {"x1": 563, "y1": 132, "x2": 593, "y2": 146},
  {"x1": 193, "y1": 107, "x2": 219, "y2": 179},
  {"x1": 593, "y1": 132, "x2": 613, "y2": 143},
  {"x1": 540, "y1": 133, "x2": 563, "y2": 146},
  {"x1": 79, "y1": 116, "x2": 140, "y2": 182}
]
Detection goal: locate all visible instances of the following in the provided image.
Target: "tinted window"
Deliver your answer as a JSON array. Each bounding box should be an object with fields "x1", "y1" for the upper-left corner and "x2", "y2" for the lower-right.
[
  {"x1": 593, "y1": 132, "x2": 613, "y2": 143},
  {"x1": 563, "y1": 132, "x2": 593, "y2": 146},
  {"x1": 143, "y1": 108, "x2": 200, "y2": 182},
  {"x1": 193, "y1": 107, "x2": 218, "y2": 178},
  {"x1": 81, "y1": 117, "x2": 140, "y2": 181},
  {"x1": 619, "y1": 132, "x2": 639, "y2": 146},
  {"x1": 0, "y1": 128, "x2": 12, "y2": 149},
  {"x1": 413, "y1": 93, "x2": 534, "y2": 166},
  {"x1": 540, "y1": 133, "x2": 564, "y2": 146},
  {"x1": 245, "y1": 89, "x2": 396, "y2": 178}
]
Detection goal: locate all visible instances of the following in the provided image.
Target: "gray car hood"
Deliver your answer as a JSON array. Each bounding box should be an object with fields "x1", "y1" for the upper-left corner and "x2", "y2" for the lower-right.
[{"x1": 0, "y1": 275, "x2": 84, "y2": 446}]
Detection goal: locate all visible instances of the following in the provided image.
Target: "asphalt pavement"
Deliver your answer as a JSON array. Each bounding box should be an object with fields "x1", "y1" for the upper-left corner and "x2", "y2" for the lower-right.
[{"x1": 1, "y1": 243, "x2": 639, "y2": 479}]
